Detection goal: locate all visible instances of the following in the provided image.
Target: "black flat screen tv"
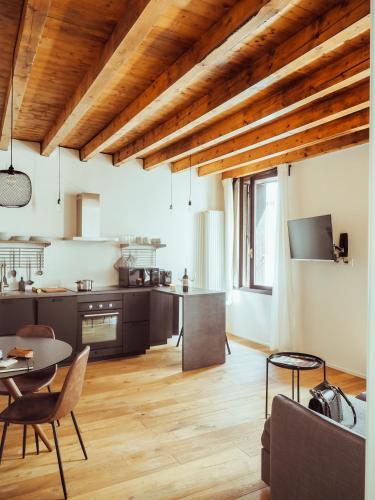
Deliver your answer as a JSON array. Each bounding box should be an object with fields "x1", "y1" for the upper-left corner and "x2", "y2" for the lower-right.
[{"x1": 287, "y1": 214, "x2": 334, "y2": 261}]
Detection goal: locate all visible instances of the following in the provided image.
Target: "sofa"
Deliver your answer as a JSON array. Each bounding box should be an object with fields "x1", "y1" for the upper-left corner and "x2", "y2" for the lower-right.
[{"x1": 261, "y1": 393, "x2": 366, "y2": 500}]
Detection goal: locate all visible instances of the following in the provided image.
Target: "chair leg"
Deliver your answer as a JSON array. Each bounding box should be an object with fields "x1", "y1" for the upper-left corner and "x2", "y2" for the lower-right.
[
  {"x1": 70, "y1": 411, "x2": 87, "y2": 460},
  {"x1": 47, "y1": 386, "x2": 60, "y2": 426},
  {"x1": 7, "y1": 394, "x2": 11, "y2": 406},
  {"x1": 0, "y1": 422, "x2": 8, "y2": 464},
  {"x1": 51, "y1": 421, "x2": 67, "y2": 500},
  {"x1": 225, "y1": 335, "x2": 231, "y2": 355},
  {"x1": 22, "y1": 425, "x2": 27, "y2": 458},
  {"x1": 35, "y1": 430, "x2": 39, "y2": 455}
]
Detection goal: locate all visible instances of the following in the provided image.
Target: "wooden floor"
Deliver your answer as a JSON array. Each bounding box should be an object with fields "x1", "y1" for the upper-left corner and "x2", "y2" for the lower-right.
[{"x1": 0, "y1": 335, "x2": 366, "y2": 499}]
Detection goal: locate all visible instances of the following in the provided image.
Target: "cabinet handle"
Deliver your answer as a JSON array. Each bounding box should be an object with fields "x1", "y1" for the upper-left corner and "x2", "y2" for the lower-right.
[{"x1": 83, "y1": 312, "x2": 119, "y2": 318}]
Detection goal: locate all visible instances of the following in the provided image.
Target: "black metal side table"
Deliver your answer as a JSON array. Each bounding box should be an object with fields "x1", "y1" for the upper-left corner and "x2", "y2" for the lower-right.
[{"x1": 265, "y1": 352, "x2": 326, "y2": 418}]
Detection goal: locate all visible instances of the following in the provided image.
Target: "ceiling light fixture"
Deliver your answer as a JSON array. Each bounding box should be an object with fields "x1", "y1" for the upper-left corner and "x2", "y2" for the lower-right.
[{"x1": 0, "y1": 20, "x2": 32, "y2": 208}]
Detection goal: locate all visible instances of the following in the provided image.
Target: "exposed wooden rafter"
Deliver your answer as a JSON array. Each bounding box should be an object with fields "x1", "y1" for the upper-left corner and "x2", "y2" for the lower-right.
[
  {"x1": 115, "y1": 0, "x2": 370, "y2": 168},
  {"x1": 172, "y1": 79, "x2": 369, "y2": 173},
  {"x1": 221, "y1": 128, "x2": 369, "y2": 179},
  {"x1": 142, "y1": 44, "x2": 369, "y2": 169},
  {"x1": 0, "y1": 0, "x2": 50, "y2": 151},
  {"x1": 80, "y1": 0, "x2": 296, "y2": 161},
  {"x1": 199, "y1": 109, "x2": 369, "y2": 176},
  {"x1": 40, "y1": 0, "x2": 171, "y2": 157}
]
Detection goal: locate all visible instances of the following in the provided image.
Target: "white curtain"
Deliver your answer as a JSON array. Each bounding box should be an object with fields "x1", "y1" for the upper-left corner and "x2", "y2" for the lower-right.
[
  {"x1": 222, "y1": 179, "x2": 234, "y2": 304},
  {"x1": 270, "y1": 164, "x2": 295, "y2": 351}
]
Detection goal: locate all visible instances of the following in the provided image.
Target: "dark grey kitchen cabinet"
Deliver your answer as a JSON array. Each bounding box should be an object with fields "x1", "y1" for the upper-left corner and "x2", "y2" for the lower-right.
[
  {"x1": 123, "y1": 291, "x2": 150, "y2": 322},
  {"x1": 149, "y1": 291, "x2": 173, "y2": 346},
  {"x1": 0, "y1": 299, "x2": 35, "y2": 336},
  {"x1": 123, "y1": 321, "x2": 149, "y2": 354},
  {"x1": 123, "y1": 291, "x2": 150, "y2": 354},
  {"x1": 37, "y1": 296, "x2": 77, "y2": 362}
]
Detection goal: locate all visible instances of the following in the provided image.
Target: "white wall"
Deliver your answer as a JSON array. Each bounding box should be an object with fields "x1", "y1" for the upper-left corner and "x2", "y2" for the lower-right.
[
  {"x1": 228, "y1": 143, "x2": 369, "y2": 377},
  {"x1": 0, "y1": 140, "x2": 223, "y2": 289}
]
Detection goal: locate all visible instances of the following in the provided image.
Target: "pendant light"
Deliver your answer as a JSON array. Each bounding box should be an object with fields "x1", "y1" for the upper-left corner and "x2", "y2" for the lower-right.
[
  {"x1": 0, "y1": 29, "x2": 32, "y2": 208},
  {"x1": 188, "y1": 155, "x2": 192, "y2": 206},
  {"x1": 169, "y1": 167, "x2": 173, "y2": 210},
  {"x1": 57, "y1": 146, "x2": 61, "y2": 206}
]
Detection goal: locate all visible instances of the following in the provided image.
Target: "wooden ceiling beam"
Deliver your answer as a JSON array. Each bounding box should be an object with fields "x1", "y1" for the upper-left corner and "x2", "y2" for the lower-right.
[
  {"x1": 221, "y1": 128, "x2": 369, "y2": 179},
  {"x1": 40, "y1": 0, "x2": 171, "y2": 157},
  {"x1": 80, "y1": 0, "x2": 295, "y2": 161},
  {"x1": 172, "y1": 79, "x2": 369, "y2": 173},
  {"x1": 142, "y1": 43, "x2": 369, "y2": 169},
  {"x1": 0, "y1": 0, "x2": 51, "y2": 151},
  {"x1": 198, "y1": 109, "x2": 369, "y2": 176},
  {"x1": 114, "y1": 0, "x2": 370, "y2": 167}
]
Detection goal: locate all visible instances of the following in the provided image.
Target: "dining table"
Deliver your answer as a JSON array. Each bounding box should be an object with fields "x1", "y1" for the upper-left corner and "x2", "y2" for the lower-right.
[{"x1": 0, "y1": 336, "x2": 72, "y2": 452}]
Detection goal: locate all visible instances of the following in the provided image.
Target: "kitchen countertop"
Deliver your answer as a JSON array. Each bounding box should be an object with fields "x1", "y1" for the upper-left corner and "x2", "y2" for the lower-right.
[
  {"x1": 153, "y1": 287, "x2": 225, "y2": 297},
  {"x1": 0, "y1": 285, "x2": 151, "y2": 300},
  {"x1": 0, "y1": 286, "x2": 224, "y2": 300}
]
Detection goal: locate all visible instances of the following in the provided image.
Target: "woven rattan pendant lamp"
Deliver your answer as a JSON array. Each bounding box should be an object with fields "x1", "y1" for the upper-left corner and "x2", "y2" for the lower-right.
[{"x1": 0, "y1": 30, "x2": 32, "y2": 208}]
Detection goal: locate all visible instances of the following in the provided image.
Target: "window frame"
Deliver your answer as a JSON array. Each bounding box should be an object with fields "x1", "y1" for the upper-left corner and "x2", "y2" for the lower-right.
[{"x1": 239, "y1": 168, "x2": 278, "y2": 294}]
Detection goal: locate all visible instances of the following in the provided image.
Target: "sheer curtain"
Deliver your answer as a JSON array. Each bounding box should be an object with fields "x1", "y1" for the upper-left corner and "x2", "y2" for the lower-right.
[
  {"x1": 270, "y1": 164, "x2": 296, "y2": 351},
  {"x1": 222, "y1": 179, "x2": 234, "y2": 304}
]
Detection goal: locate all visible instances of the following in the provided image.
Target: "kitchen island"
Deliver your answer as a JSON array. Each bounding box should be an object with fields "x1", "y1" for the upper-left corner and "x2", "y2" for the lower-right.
[
  {"x1": 0, "y1": 286, "x2": 226, "y2": 371},
  {"x1": 151, "y1": 287, "x2": 226, "y2": 371}
]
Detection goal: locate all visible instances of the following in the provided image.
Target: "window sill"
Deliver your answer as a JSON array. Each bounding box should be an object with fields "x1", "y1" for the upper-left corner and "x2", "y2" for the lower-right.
[{"x1": 237, "y1": 287, "x2": 272, "y2": 296}]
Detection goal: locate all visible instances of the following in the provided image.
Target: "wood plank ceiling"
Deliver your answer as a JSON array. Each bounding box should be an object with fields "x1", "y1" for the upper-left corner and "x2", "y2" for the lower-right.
[{"x1": 0, "y1": 0, "x2": 370, "y2": 179}]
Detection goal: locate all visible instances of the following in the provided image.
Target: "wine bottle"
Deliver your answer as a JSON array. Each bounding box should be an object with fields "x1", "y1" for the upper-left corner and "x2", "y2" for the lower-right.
[{"x1": 182, "y1": 268, "x2": 189, "y2": 293}]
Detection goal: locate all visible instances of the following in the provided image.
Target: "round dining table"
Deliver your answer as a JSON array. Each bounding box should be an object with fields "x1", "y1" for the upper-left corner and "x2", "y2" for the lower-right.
[{"x1": 0, "y1": 336, "x2": 72, "y2": 452}]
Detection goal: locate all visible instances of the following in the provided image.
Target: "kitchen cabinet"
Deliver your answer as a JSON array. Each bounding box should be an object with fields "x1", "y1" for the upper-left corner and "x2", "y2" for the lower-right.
[
  {"x1": 0, "y1": 299, "x2": 35, "y2": 335},
  {"x1": 123, "y1": 291, "x2": 150, "y2": 322},
  {"x1": 149, "y1": 291, "x2": 173, "y2": 345},
  {"x1": 123, "y1": 291, "x2": 150, "y2": 353},
  {"x1": 37, "y1": 296, "x2": 77, "y2": 362},
  {"x1": 123, "y1": 321, "x2": 149, "y2": 354}
]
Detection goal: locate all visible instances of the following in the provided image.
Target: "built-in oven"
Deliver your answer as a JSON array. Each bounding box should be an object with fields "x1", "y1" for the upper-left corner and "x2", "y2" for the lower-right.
[{"x1": 78, "y1": 299, "x2": 123, "y2": 358}]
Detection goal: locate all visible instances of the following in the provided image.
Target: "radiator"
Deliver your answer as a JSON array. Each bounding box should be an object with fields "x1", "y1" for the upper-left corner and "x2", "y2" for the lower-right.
[{"x1": 196, "y1": 211, "x2": 224, "y2": 290}]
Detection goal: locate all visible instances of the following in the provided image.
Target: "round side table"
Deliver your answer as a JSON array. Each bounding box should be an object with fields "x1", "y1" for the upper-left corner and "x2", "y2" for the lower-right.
[{"x1": 265, "y1": 352, "x2": 326, "y2": 418}]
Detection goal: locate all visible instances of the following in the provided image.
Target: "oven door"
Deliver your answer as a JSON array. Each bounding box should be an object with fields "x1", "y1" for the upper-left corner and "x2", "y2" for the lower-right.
[{"x1": 79, "y1": 309, "x2": 123, "y2": 351}]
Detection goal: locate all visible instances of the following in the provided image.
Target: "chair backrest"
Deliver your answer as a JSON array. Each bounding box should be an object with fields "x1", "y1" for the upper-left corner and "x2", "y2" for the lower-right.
[
  {"x1": 17, "y1": 324, "x2": 55, "y2": 339},
  {"x1": 52, "y1": 346, "x2": 90, "y2": 420}
]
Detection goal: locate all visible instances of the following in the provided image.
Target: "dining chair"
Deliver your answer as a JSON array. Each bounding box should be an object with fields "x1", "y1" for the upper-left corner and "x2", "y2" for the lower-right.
[
  {"x1": 0, "y1": 324, "x2": 58, "y2": 457},
  {"x1": 0, "y1": 346, "x2": 90, "y2": 500}
]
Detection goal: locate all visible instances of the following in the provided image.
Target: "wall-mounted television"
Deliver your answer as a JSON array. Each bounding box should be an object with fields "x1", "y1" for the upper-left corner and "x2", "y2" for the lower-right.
[{"x1": 287, "y1": 214, "x2": 334, "y2": 261}]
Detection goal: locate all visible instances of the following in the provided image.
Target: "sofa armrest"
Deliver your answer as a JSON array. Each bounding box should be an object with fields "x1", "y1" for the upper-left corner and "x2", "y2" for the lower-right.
[{"x1": 270, "y1": 395, "x2": 365, "y2": 500}]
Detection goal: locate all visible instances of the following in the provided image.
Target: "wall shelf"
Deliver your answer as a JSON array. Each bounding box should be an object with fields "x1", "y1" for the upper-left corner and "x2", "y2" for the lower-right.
[
  {"x1": 0, "y1": 239, "x2": 51, "y2": 247},
  {"x1": 120, "y1": 243, "x2": 166, "y2": 249}
]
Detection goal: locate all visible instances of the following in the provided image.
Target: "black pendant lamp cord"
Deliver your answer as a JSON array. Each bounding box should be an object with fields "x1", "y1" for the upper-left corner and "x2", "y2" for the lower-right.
[
  {"x1": 169, "y1": 168, "x2": 173, "y2": 210},
  {"x1": 57, "y1": 146, "x2": 61, "y2": 205},
  {"x1": 188, "y1": 156, "x2": 192, "y2": 206}
]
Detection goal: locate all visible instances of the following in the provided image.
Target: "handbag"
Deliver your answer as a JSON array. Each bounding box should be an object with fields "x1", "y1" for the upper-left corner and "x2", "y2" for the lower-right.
[{"x1": 308, "y1": 380, "x2": 357, "y2": 428}]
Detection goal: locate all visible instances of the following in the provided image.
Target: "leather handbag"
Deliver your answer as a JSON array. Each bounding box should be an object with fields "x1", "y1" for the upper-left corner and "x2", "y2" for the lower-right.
[{"x1": 308, "y1": 380, "x2": 357, "y2": 428}]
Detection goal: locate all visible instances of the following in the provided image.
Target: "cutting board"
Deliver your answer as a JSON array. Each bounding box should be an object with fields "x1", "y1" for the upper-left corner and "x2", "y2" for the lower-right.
[{"x1": 40, "y1": 287, "x2": 68, "y2": 293}]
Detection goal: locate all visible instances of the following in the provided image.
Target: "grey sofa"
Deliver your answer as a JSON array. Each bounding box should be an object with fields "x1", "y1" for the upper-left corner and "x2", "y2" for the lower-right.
[{"x1": 261, "y1": 394, "x2": 366, "y2": 500}]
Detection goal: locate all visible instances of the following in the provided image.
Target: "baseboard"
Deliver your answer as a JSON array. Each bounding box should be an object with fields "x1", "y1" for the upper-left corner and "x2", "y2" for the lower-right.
[
  {"x1": 228, "y1": 331, "x2": 367, "y2": 380},
  {"x1": 325, "y1": 361, "x2": 366, "y2": 380}
]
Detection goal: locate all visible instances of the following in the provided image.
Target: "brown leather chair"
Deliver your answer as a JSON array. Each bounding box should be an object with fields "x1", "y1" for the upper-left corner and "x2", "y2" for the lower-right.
[
  {"x1": 0, "y1": 324, "x2": 58, "y2": 456},
  {"x1": 0, "y1": 346, "x2": 90, "y2": 500}
]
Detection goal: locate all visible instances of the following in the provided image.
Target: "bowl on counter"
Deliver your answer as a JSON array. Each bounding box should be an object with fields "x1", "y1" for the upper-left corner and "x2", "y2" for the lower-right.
[{"x1": 0, "y1": 232, "x2": 11, "y2": 240}]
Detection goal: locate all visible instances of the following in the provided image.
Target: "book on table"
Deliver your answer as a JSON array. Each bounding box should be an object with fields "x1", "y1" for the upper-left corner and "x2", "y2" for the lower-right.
[{"x1": 0, "y1": 357, "x2": 33, "y2": 373}]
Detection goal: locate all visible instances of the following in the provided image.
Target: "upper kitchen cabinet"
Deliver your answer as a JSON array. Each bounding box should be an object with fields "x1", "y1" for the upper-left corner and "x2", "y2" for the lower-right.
[
  {"x1": 0, "y1": 299, "x2": 35, "y2": 335},
  {"x1": 37, "y1": 296, "x2": 77, "y2": 362}
]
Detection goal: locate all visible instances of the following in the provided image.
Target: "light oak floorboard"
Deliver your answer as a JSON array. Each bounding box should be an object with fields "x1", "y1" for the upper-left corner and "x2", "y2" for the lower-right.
[{"x1": 0, "y1": 334, "x2": 365, "y2": 499}]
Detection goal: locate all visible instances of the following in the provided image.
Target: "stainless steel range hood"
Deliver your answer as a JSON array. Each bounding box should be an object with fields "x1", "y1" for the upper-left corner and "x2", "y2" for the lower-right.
[{"x1": 66, "y1": 193, "x2": 117, "y2": 242}]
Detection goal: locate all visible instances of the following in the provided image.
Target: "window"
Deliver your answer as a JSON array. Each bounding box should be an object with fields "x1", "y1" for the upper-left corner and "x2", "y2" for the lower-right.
[{"x1": 239, "y1": 169, "x2": 278, "y2": 292}]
